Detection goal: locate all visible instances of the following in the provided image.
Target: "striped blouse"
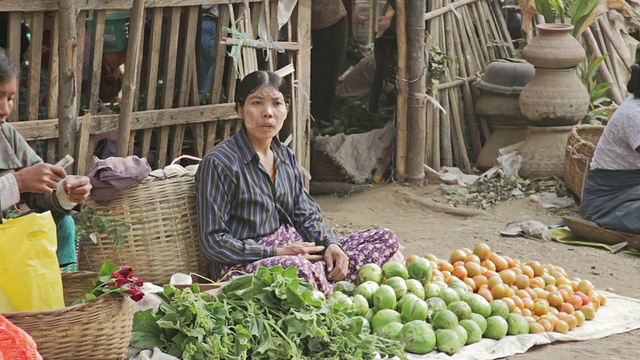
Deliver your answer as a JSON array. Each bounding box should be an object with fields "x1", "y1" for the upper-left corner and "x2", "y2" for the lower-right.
[{"x1": 196, "y1": 128, "x2": 340, "y2": 279}]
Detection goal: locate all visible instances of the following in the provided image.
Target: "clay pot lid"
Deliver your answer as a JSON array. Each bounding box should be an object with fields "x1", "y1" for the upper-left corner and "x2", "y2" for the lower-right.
[{"x1": 476, "y1": 59, "x2": 535, "y2": 95}]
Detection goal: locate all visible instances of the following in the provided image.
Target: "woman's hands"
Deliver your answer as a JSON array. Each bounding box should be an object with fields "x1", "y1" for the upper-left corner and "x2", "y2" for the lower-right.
[
  {"x1": 63, "y1": 176, "x2": 92, "y2": 203},
  {"x1": 324, "y1": 243, "x2": 349, "y2": 281},
  {"x1": 277, "y1": 241, "x2": 325, "y2": 261},
  {"x1": 276, "y1": 242, "x2": 349, "y2": 281},
  {"x1": 14, "y1": 163, "x2": 66, "y2": 194}
]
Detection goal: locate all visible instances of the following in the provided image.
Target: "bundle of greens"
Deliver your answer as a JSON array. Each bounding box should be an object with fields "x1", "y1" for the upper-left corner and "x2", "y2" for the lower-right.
[{"x1": 132, "y1": 266, "x2": 405, "y2": 360}]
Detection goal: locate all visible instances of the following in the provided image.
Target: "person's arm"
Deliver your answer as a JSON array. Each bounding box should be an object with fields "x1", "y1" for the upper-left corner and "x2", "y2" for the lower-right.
[
  {"x1": 288, "y1": 151, "x2": 341, "y2": 249},
  {"x1": 0, "y1": 173, "x2": 20, "y2": 211},
  {"x1": 196, "y1": 155, "x2": 277, "y2": 266}
]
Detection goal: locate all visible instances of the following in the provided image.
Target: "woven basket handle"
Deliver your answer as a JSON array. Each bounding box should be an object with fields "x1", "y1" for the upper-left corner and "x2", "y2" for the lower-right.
[{"x1": 170, "y1": 155, "x2": 202, "y2": 165}]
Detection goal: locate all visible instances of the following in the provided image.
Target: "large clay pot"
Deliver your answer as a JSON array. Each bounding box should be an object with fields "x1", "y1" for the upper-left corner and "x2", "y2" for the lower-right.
[
  {"x1": 519, "y1": 67, "x2": 590, "y2": 126},
  {"x1": 519, "y1": 125, "x2": 573, "y2": 178},
  {"x1": 475, "y1": 59, "x2": 535, "y2": 125},
  {"x1": 475, "y1": 91, "x2": 529, "y2": 125},
  {"x1": 476, "y1": 125, "x2": 529, "y2": 170},
  {"x1": 523, "y1": 24, "x2": 585, "y2": 69}
]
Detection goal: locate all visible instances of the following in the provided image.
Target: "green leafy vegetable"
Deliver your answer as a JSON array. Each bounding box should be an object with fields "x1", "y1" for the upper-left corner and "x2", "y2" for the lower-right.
[{"x1": 133, "y1": 266, "x2": 406, "y2": 359}]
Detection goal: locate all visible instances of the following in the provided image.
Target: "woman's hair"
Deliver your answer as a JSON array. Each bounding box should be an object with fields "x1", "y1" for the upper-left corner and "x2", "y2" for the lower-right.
[
  {"x1": 234, "y1": 70, "x2": 291, "y2": 111},
  {"x1": 627, "y1": 60, "x2": 640, "y2": 98},
  {"x1": 0, "y1": 47, "x2": 20, "y2": 84}
]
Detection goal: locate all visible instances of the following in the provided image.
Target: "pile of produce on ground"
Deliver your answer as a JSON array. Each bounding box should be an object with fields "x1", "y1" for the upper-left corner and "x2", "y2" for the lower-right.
[
  {"x1": 131, "y1": 266, "x2": 405, "y2": 360},
  {"x1": 338, "y1": 243, "x2": 606, "y2": 355},
  {"x1": 131, "y1": 243, "x2": 605, "y2": 358}
]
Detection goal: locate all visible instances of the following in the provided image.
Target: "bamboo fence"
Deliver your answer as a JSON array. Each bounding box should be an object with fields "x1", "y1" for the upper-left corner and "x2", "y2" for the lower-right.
[
  {"x1": 5, "y1": 0, "x2": 312, "y2": 177},
  {"x1": 422, "y1": 0, "x2": 514, "y2": 171}
]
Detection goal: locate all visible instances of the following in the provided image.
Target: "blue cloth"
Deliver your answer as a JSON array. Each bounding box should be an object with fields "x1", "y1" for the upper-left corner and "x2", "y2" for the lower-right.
[
  {"x1": 52, "y1": 212, "x2": 77, "y2": 266},
  {"x1": 198, "y1": 16, "x2": 218, "y2": 98},
  {"x1": 580, "y1": 168, "x2": 640, "y2": 233}
]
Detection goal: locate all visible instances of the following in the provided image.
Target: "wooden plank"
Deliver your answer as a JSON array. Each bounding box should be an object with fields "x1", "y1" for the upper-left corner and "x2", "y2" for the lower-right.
[
  {"x1": 424, "y1": 0, "x2": 479, "y2": 20},
  {"x1": 88, "y1": 10, "x2": 106, "y2": 115},
  {"x1": 172, "y1": 6, "x2": 200, "y2": 159},
  {"x1": 133, "y1": 7, "x2": 147, "y2": 111},
  {"x1": 190, "y1": 55, "x2": 204, "y2": 157},
  {"x1": 27, "y1": 11, "x2": 44, "y2": 121},
  {"x1": 57, "y1": 0, "x2": 78, "y2": 159},
  {"x1": 141, "y1": 8, "x2": 164, "y2": 159},
  {"x1": 220, "y1": 39, "x2": 303, "y2": 51},
  {"x1": 295, "y1": 0, "x2": 311, "y2": 182},
  {"x1": 14, "y1": 104, "x2": 238, "y2": 140},
  {"x1": 8, "y1": 12, "x2": 21, "y2": 122},
  {"x1": 209, "y1": 4, "x2": 230, "y2": 105},
  {"x1": 76, "y1": 113, "x2": 92, "y2": 175},
  {"x1": 75, "y1": 11, "x2": 87, "y2": 106},
  {"x1": 47, "y1": 13, "x2": 60, "y2": 119},
  {"x1": 204, "y1": 120, "x2": 219, "y2": 153},
  {"x1": 0, "y1": 0, "x2": 268, "y2": 12},
  {"x1": 156, "y1": 6, "x2": 182, "y2": 168},
  {"x1": 116, "y1": 0, "x2": 145, "y2": 157}
]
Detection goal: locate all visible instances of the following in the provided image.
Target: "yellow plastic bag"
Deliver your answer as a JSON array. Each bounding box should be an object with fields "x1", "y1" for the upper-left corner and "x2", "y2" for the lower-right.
[{"x1": 0, "y1": 211, "x2": 65, "y2": 312}]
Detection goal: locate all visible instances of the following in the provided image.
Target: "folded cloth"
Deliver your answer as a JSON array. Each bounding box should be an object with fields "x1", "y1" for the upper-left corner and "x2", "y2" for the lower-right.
[{"x1": 85, "y1": 155, "x2": 152, "y2": 205}]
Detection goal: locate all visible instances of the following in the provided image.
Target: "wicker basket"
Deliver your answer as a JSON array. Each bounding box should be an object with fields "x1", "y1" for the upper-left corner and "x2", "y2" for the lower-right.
[
  {"x1": 3, "y1": 271, "x2": 133, "y2": 360},
  {"x1": 310, "y1": 144, "x2": 349, "y2": 182},
  {"x1": 80, "y1": 171, "x2": 209, "y2": 285},
  {"x1": 564, "y1": 124, "x2": 605, "y2": 200}
]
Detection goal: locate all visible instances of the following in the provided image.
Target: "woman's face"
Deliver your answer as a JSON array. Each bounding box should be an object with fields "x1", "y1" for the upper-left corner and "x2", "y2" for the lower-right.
[
  {"x1": 238, "y1": 85, "x2": 289, "y2": 143},
  {"x1": 0, "y1": 77, "x2": 17, "y2": 123}
]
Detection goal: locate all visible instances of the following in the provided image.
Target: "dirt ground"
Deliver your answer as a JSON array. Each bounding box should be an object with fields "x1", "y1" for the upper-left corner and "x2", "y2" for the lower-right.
[{"x1": 313, "y1": 183, "x2": 640, "y2": 360}]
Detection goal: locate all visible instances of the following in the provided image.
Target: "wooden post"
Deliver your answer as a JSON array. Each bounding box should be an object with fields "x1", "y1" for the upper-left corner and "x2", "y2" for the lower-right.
[
  {"x1": 406, "y1": 0, "x2": 427, "y2": 185},
  {"x1": 116, "y1": 0, "x2": 144, "y2": 158},
  {"x1": 57, "y1": 0, "x2": 77, "y2": 159},
  {"x1": 395, "y1": 0, "x2": 408, "y2": 182},
  {"x1": 296, "y1": 0, "x2": 312, "y2": 187}
]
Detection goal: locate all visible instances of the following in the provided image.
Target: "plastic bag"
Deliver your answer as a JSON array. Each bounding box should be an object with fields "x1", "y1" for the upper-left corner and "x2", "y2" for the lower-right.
[
  {"x1": 0, "y1": 211, "x2": 65, "y2": 312},
  {"x1": 0, "y1": 314, "x2": 42, "y2": 360}
]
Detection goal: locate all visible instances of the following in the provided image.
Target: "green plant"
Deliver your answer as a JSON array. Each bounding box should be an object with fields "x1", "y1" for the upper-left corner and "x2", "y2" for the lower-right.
[
  {"x1": 74, "y1": 207, "x2": 131, "y2": 248},
  {"x1": 578, "y1": 53, "x2": 616, "y2": 124},
  {"x1": 316, "y1": 100, "x2": 394, "y2": 136},
  {"x1": 535, "y1": 0, "x2": 566, "y2": 24}
]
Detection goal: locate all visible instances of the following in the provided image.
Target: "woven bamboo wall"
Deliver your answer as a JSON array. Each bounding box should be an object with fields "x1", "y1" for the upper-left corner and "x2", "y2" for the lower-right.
[{"x1": 3, "y1": 0, "x2": 311, "y2": 175}]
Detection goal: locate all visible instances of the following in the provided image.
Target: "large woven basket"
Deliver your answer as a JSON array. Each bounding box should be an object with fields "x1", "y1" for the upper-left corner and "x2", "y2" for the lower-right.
[
  {"x1": 80, "y1": 171, "x2": 209, "y2": 285},
  {"x1": 564, "y1": 124, "x2": 605, "y2": 200},
  {"x1": 3, "y1": 271, "x2": 133, "y2": 360},
  {"x1": 310, "y1": 143, "x2": 349, "y2": 182}
]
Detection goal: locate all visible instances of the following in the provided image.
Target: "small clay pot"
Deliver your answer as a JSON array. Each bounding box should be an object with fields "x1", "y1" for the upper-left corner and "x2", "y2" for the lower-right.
[{"x1": 523, "y1": 24, "x2": 585, "y2": 69}]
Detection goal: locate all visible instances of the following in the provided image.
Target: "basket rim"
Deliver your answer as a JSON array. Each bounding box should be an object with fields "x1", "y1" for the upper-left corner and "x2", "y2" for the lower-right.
[{"x1": 1, "y1": 294, "x2": 131, "y2": 318}]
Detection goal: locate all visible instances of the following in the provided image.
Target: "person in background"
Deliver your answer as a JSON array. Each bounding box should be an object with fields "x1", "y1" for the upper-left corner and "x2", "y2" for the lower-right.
[
  {"x1": 580, "y1": 59, "x2": 640, "y2": 234},
  {"x1": 196, "y1": 70, "x2": 398, "y2": 295},
  {"x1": 198, "y1": 5, "x2": 219, "y2": 99},
  {"x1": 311, "y1": 0, "x2": 348, "y2": 124},
  {"x1": 0, "y1": 47, "x2": 92, "y2": 268}
]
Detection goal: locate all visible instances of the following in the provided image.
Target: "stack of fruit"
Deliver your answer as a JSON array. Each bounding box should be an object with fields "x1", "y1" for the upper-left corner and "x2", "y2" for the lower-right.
[{"x1": 328, "y1": 243, "x2": 606, "y2": 355}]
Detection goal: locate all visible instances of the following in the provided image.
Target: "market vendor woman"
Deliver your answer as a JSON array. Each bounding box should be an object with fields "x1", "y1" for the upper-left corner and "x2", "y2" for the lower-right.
[
  {"x1": 196, "y1": 70, "x2": 398, "y2": 295},
  {"x1": 580, "y1": 59, "x2": 640, "y2": 234},
  {"x1": 0, "y1": 47, "x2": 92, "y2": 267}
]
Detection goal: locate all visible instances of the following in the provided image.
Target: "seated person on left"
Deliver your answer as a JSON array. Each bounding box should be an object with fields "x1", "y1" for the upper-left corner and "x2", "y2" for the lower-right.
[{"x1": 0, "y1": 47, "x2": 92, "y2": 267}]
